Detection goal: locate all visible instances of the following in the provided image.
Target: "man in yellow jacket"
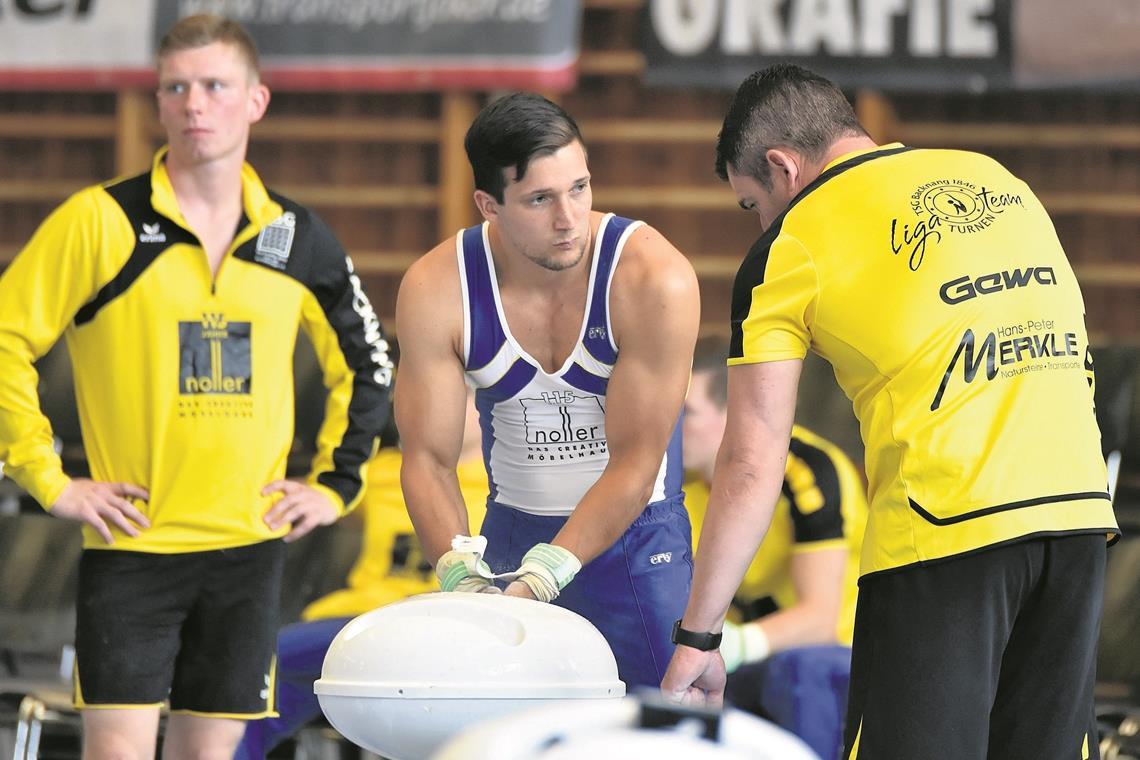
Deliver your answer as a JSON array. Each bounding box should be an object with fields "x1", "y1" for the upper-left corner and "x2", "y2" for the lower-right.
[{"x1": 0, "y1": 15, "x2": 391, "y2": 760}]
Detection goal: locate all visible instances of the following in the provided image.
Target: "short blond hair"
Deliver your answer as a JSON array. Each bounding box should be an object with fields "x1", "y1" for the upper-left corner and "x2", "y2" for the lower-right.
[{"x1": 157, "y1": 14, "x2": 260, "y2": 79}]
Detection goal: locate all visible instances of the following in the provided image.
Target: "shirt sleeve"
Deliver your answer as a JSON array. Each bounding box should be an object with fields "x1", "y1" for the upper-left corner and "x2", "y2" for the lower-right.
[
  {"x1": 295, "y1": 210, "x2": 395, "y2": 515},
  {"x1": 729, "y1": 232, "x2": 818, "y2": 366},
  {"x1": 0, "y1": 188, "x2": 108, "y2": 508}
]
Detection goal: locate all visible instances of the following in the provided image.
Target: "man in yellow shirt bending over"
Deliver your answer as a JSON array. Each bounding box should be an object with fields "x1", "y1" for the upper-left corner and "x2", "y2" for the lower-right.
[{"x1": 684, "y1": 335, "x2": 866, "y2": 759}]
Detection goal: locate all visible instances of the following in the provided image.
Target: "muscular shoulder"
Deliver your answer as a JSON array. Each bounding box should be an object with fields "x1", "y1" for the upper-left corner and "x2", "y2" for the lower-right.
[
  {"x1": 610, "y1": 223, "x2": 698, "y2": 318},
  {"x1": 400, "y1": 237, "x2": 463, "y2": 302},
  {"x1": 396, "y1": 236, "x2": 465, "y2": 354}
]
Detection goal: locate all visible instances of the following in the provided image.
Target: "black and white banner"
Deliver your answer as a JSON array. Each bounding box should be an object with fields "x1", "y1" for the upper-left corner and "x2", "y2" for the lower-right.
[
  {"x1": 4, "y1": 1, "x2": 1137, "y2": 92},
  {"x1": 641, "y1": 0, "x2": 1140, "y2": 91},
  {"x1": 0, "y1": 0, "x2": 581, "y2": 91}
]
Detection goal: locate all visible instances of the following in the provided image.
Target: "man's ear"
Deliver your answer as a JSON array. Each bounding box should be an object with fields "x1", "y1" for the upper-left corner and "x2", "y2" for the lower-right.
[
  {"x1": 248, "y1": 82, "x2": 270, "y2": 124},
  {"x1": 473, "y1": 189, "x2": 499, "y2": 222},
  {"x1": 765, "y1": 148, "x2": 801, "y2": 193}
]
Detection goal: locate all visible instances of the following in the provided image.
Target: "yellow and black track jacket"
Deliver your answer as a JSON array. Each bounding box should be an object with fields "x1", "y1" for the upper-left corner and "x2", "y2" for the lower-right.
[
  {"x1": 0, "y1": 149, "x2": 393, "y2": 552},
  {"x1": 730, "y1": 144, "x2": 1117, "y2": 577}
]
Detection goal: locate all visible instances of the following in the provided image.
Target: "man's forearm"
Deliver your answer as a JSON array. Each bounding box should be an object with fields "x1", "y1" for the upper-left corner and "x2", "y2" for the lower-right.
[
  {"x1": 752, "y1": 605, "x2": 840, "y2": 652},
  {"x1": 401, "y1": 459, "x2": 473, "y2": 562},
  {"x1": 551, "y1": 455, "x2": 657, "y2": 564},
  {"x1": 683, "y1": 452, "x2": 784, "y2": 632}
]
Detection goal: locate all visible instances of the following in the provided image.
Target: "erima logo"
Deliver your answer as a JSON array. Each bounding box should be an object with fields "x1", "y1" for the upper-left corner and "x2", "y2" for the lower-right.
[
  {"x1": 139, "y1": 222, "x2": 166, "y2": 244},
  {"x1": 940, "y1": 267, "x2": 1057, "y2": 305},
  {"x1": 649, "y1": 552, "x2": 673, "y2": 565}
]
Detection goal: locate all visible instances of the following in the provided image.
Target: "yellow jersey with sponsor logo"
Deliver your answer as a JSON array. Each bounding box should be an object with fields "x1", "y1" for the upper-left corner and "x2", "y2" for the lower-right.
[
  {"x1": 300, "y1": 449, "x2": 489, "y2": 620},
  {"x1": 0, "y1": 148, "x2": 393, "y2": 552},
  {"x1": 730, "y1": 144, "x2": 1117, "y2": 577},
  {"x1": 685, "y1": 425, "x2": 866, "y2": 644}
]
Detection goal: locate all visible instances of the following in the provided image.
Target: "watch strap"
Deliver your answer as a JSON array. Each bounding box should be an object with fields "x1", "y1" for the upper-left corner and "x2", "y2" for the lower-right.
[{"x1": 671, "y1": 618, "x2": 723, "y2": 651}]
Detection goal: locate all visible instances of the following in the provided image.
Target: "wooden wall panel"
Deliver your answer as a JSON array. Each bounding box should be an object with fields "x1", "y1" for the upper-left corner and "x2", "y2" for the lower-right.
[
  {"x1": 0, "y1": 2, "x2": 1137, "y2": 344},
  {"x1": 0, "y1": 0, "x2": 1136, "y2": 498}
]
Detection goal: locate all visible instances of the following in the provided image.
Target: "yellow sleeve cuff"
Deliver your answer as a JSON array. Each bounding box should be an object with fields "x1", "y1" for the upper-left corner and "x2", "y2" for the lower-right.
[{"x1": 33, "y1": 470, "x2": 72, "y2": 513}]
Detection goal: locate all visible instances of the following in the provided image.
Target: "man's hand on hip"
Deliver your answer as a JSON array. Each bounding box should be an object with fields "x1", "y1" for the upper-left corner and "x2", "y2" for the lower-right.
[
  {"x1": 262, "y1": 480, "x2": 339, "y2": 542},
  {"x1": 50, "y1": 479, "x2": 151, "y2": 544}
]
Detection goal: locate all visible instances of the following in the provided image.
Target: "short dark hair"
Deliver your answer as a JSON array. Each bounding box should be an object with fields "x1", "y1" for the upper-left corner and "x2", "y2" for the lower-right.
[
  {"x1": 692, "y1": 334, "x2": 730, "y2": 410},
  {"x1": 464, "y1": 92, "x2": 585, "y2": 203},
  {"x1": 158, "y1": 14, "x2": 260, "y2": 80},
  {"x1": 715, "y1": 64, "x2": 867, "y2": 189}
]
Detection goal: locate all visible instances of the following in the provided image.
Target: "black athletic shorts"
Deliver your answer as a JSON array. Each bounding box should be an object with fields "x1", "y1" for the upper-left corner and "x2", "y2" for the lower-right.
[
  {"x1": 74, "y1": 539, "x2": 285, "y2": 718},
  {"x1": 843, "y1": 533, "x2": 1107, "y2": 760}
]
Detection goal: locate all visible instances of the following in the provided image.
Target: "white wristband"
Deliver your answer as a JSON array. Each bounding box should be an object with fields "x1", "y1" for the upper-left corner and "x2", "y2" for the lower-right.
[
  {"x1": 512, "y1": 543, "x2": 582, "y2": 603},
  {"x1": 436, "y1": 535, "x2": 495, "y2": 592},
  {"x1": 720, "y1": 621, "x2": 771, "y2": 674},
  {"x1": 451, "y1": 534, "x2": 488, "y2": 559},
  {"x1": 740, "y1": 622, "x2": 771, "y2": 664}
]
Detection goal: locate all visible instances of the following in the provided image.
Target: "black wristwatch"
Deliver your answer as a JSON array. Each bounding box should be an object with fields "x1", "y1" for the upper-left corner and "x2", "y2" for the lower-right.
[{"x1": 671, "y1": 619, "x2": 723, "y2": 651}]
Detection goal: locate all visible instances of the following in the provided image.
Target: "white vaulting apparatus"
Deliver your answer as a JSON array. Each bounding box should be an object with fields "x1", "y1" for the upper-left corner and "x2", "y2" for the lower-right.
[
  {"x1": 433, "y1": 694, "x2": 822, "y2": 760},
  {"x1": 314, "y1": 593, "x2": 625, "y2": 760}
]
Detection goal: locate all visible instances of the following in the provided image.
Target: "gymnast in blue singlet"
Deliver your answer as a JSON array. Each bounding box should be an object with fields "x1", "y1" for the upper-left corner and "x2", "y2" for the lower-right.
[{"x1": 394, "y1": 92, "x2": 701, "y2": 688}]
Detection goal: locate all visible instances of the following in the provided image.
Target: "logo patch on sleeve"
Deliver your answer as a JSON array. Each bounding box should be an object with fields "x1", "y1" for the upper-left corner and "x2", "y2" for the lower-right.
[{"x1": 254, "y1": 211, "x2": 296, "y2": 270}]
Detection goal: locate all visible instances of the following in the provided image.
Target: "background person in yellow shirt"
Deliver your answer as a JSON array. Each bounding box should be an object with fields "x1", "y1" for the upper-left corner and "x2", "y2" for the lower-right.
[
  {"x1": 235, "y1": 395, "x2": 487, "y2": 760},
  {"x1": 684, "y1": 334, "x2": 866, "y2": 759}
]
